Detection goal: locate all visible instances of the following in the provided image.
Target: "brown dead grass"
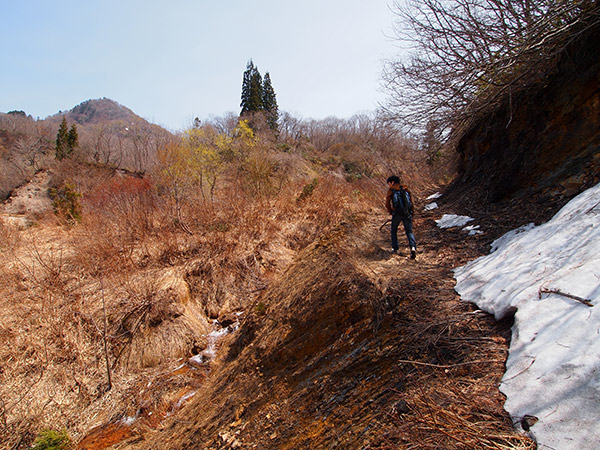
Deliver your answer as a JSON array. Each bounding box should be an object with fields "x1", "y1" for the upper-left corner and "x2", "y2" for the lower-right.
[{"x1": 0, "y1": 159, "x2": 379, "y2": 449}]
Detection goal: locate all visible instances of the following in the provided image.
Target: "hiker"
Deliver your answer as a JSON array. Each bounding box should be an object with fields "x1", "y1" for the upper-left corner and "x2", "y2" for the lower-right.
[{"x1": 385, "y1": 175, "x2": 417, "y2": 259}]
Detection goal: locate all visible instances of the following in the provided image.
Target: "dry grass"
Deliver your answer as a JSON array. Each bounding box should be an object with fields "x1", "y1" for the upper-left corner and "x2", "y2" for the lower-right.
[
  {"x1": 356, "y1": 233, "x2": 535, "y2": 450},
  {"x1": 380, "y1": 384, "x2": 536, "y2": 450},
  {"x1": 0, "y1": 117, "x2": 439, "y2": 449},
  {"x1": 0, "y1": 151, "x2": 382, "y2": 449}
]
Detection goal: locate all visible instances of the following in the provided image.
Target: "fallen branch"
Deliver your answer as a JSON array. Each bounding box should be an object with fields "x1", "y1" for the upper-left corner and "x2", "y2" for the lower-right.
[
  {"x1": 379, "y1": 219, "x2": 391, "y2": 231},
  {"x1": 397, "y1": 359, "x2": 503, "y2": 369},
  {"x1": 538, "y1": 288, "x2": 593, "y2": 307},
  {"x1": 503, "y1": 358, "x2": 535, "y2": 382}
]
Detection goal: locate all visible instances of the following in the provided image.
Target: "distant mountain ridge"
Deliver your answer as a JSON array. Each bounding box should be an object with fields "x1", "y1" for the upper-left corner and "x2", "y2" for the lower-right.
[{"x1": 50, "y1": 98, "x2": 146, "y2": 126}]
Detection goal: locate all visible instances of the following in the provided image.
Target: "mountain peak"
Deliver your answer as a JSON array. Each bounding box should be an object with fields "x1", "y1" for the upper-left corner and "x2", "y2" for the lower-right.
[{"x1": 58, "y1": 98, "x2": 142, "y2": 125}]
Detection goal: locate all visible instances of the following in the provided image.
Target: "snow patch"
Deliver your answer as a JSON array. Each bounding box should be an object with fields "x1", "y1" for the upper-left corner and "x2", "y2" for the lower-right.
[
  {"x1": 435, "y1": 214, "x2": 474, "y2": 228},
  {"x1": 489, "y1": 223, "x2": 535, "y2": 253},
  {"x1": 427, "y1": 192, "x2": 442, "y2": 200},
  {"x1": 424, "y1": 202, "x2": 438, "y2": 211},
  {"x1": 462, "y1": 225, "x2": 482, "y2": 235},
  {"x1": 454, "y1": 182, "x2": 600, "y2": 450},
  {"x1": 120, "y1": 415, "x2": 137, "y2": 426}
]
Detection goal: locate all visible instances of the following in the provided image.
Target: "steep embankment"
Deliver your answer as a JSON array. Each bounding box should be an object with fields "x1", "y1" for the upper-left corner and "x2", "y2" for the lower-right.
[
  {"x1": 111, "y1": 208, "x2": 533, "y2": 449},
  {"x1": 445, "y1": 23, "x2": 600, "y2": 228}
]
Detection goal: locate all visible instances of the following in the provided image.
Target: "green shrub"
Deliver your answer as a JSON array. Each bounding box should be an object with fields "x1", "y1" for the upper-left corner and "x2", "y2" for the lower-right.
[
  {"x1": 31, "y1": 429, "x2": 72, "y2": 450},
  {"x1": 255, "y1": 302, "x2": 267, "y2": 315},
  {"x1": 50, "y1": 182, "x2": 82, "y2": 223},
  {"x1": 296, "y1": 178, "x2": 318, "y2": 202},
  {"x1": 342, "y1": 160, "x2": 370, "y2": 182}
]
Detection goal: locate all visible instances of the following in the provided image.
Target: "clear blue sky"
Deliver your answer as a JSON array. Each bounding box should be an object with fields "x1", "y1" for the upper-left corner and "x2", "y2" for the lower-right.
[{"x1": 1, "y1": 0, "x2": 399, "y2": 131}]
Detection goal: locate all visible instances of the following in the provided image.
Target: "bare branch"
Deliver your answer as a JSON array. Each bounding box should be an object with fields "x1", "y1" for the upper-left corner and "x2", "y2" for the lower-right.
[
  {"x1": 383, "y1": 0, "x2": 600, "y2": 139},
  {"x1": 539, "y1": 287, "x2": 594, "y2": 307}
]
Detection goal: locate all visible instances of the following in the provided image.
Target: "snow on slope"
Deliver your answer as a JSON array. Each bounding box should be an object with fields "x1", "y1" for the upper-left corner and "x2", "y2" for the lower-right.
[{"x1": 454, "y1": 182, "x2": 600, "y2": 450}]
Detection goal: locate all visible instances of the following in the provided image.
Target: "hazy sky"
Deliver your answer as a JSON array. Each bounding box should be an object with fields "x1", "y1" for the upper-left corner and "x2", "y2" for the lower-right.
[{"x1": 1, "y1": 1, "x2": 400, "y2": 131}]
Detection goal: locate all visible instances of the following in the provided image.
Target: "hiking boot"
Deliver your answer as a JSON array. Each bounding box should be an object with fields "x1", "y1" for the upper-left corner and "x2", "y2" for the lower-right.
[
  {"x1": 410, "y1": 248, "x2": 416, "y2": 259},
  {"x1": 390, "y1": 249, "x2": 398, "y2": 255}
]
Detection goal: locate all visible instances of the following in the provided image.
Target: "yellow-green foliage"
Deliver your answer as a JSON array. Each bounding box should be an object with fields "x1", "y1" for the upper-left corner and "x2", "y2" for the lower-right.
[
  {"x1": 31, "y1": 429, "x2": 72, "y2": 450},
  {"x1": 156, "y1": 119, "x2": 261, "y2": 205},
  {"x1": 217, "y1": 119, "x2": 258, "y2": 162},
  {"x1": 156, "y1": 140, "x2": 203, "y2": 207},
  {"x1": 183, "y1": 127, "x2": 222, "y2": 201}
]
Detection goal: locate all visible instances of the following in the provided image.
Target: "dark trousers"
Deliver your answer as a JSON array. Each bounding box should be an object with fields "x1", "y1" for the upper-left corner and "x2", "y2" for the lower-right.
[{"x1": 391, "y1": 214, "x2": 416, "y2": 251}]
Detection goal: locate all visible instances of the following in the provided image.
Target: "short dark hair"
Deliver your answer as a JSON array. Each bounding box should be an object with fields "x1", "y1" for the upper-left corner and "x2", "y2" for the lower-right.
[{"x1": 387, "y1": 175, "x2": 400, "y2": 184}]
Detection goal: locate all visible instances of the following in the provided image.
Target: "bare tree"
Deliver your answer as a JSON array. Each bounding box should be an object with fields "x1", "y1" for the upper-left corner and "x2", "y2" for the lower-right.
[
  {"x1": 129, "y1": 121, "x2": 174, "y2": 173},
  {"x1": 279, "y1": 111, "x2": 305, "y2": 145},
  {"x1": 205, "y1": 113, "x2": 239, "y2": 137},
  {"x1": 90, "y1": 123, "x2": 115, "y2": 165},
  {"x1": 382, "y1": 0, "x2": 600, "y2": 140}
]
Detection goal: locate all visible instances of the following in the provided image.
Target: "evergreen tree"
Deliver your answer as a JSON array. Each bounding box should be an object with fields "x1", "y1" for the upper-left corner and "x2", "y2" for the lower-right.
[
  {"x1": 68, "y1": 124, "x2": 79, "y2": 151},
  {"x1": 55, "y1": 116, "x2": 70, "y2": 160},
  {"x1": 262, "y1": 72, "x2": 279, "y2": 131},
  {"x1": 240, "y1": 60, "x2": 279, "y2": 131},
  {"x1": 240, "y1": 60, "x2": 255, "y2": 115},
  {"x1": 240, "y1": 59, "x2": 265, "y2": 115},
  {"x1": 248, "y1": 64, "x2": 263, "y2": 113},
  {"x1": 55, "y1": 117, "x2": 79, "y2": 160}
]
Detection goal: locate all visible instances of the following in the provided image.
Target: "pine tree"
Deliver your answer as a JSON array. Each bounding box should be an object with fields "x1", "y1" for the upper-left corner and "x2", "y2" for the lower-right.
[
  {"x1": 240, "y1": 60, "x2": 279, "y2": 131},
  {"x1": 56, "y1": 118, "x2": 79, "y2": 160},
  {"x1": 68, "y1": 124, "x2": 79, "y2": 151},
  {"x1": 55, "y1": 116, "x2": 70, "y2": 160},
  {"x1": 240, "y1": 59, "x2": 266, "y2": 115},
  {"x1": 248, "y1": 64, "x2": 263, "y2": 113},
  {"x1": 240, "y1": 60, "x2": 255, "y2": 115},
  {"x1": 262, "y1": 72, "x2": 279, "y2": 131}
]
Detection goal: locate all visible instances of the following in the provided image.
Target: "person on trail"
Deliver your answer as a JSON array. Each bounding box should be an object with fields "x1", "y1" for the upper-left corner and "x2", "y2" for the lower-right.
[{"x1": 385, "y1": 175, "x2": 417, "y2": 259}]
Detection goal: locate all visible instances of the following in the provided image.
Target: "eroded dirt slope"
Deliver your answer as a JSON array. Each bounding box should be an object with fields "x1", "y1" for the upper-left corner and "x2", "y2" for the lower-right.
[{"x1": 112, "y1": 206, "x2": 534, "y2": 449}]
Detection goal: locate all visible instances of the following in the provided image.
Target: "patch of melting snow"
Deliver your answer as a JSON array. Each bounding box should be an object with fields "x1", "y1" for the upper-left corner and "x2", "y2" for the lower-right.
[
  {"x1": 166, "y1": 391, "x2": 197, "y2": 417},
  {"x1": 424, "y1": 202, "x2": 438, "y2": 211},
  {"x1": 435, "y1": 214, "x2": 474, "y2": 228},
  {"x1": 463, "y1": 225, "x2": 483, "y2": 235},
  {"x1": 454, "y1": 182, "x2": 600, "y2": 450},
  {"x1": 172, "y1": 363, "x2": 186, "y2": 372},
  {"x1": 119, "y1": 415, "x2": 137, "y2": 426},
  {"x1": 427, "y1": 192, "x2": 442, "y2": 200},
  {"x1": 490, "y1": 223, "x2": 535, "y2": 253}
]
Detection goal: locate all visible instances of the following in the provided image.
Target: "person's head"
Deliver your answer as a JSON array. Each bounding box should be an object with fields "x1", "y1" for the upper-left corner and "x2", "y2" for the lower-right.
[{"x1": 387, "y1": 175, "x2": 400, "y2": 185}]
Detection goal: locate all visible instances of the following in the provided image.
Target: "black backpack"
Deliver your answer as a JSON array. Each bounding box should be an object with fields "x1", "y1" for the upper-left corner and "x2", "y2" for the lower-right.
[{"x1": 392, "y1": 188, "x2": 413, "y2": 217}]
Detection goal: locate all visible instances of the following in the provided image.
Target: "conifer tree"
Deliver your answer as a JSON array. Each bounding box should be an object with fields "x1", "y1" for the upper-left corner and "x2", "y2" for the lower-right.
[
  {"x1": 240, "y1": 60, "x2": 279, "y2": 131},
  {"x1": 241, "y1": 60, "x2": 266, "y2": 114},
  {"x1": 248, "y1": 63, "x2": 264, "y2": 113},
  {"x1": 262, "y1": 72, "x2": 279, "y2": 131},
  {"x1": 55, "y1": 117, "x2": 79, "y2": 160},
  {"x1": 68, "y1": 124, "x2": 79, "y2": 151},
  {"x1": 240, "y1": 60, "x2": 256, "y2": 115},
  {"x1": 55, "y1": 116, "x2": 70, "y2": 160}
]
